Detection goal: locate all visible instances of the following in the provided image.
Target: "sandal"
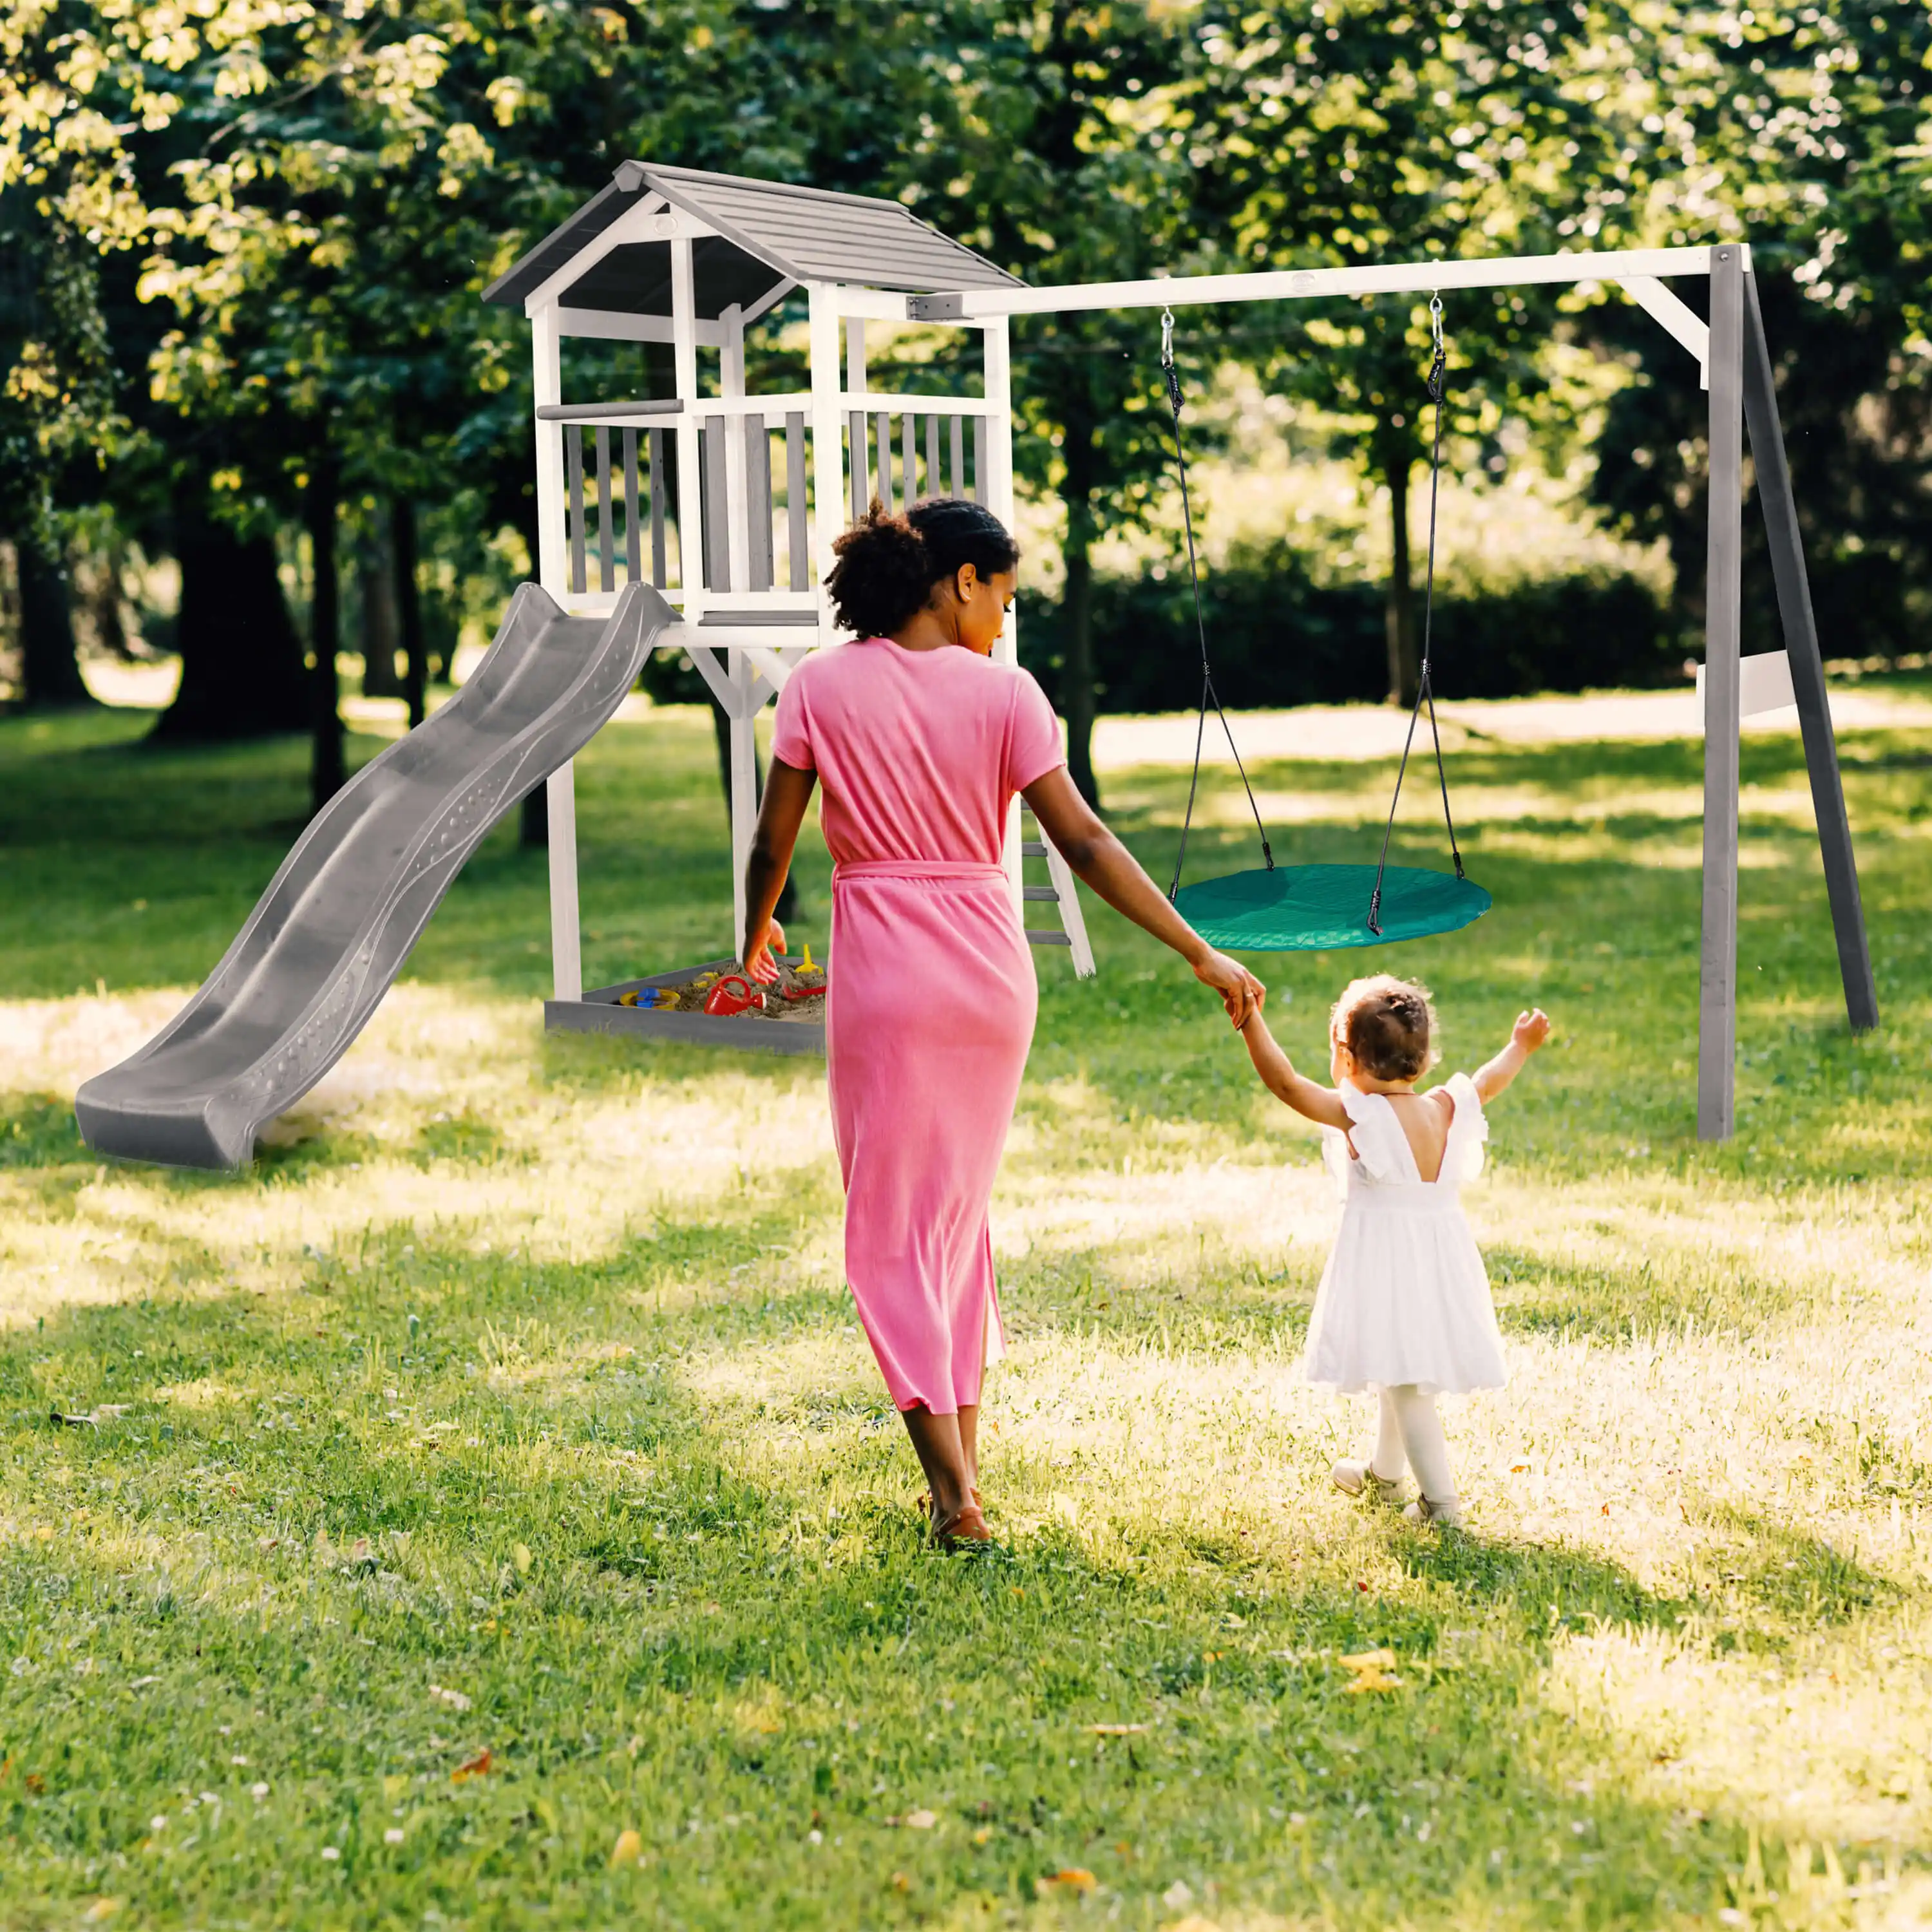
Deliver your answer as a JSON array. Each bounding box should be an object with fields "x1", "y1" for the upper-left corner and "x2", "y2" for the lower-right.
[{"x1": 930, "y1": 1499, "x2": 992, "y2": 1548}]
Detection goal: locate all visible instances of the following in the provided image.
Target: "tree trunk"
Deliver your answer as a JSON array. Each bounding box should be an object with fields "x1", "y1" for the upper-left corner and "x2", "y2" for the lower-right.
[
  {"x1": 710, "y1": 699, "x2": 797, "y2": 925},
  {"x1": 155, "y1": 511, "x2": 309, "y2": 741},
  {"x1": 1059, "y1": 419, "x2": 1101, "y2": 808},
  {"x1": 357, "y1": 521, "x2": 402, "y2": 697},
  {"x1": 307, "y1": 452, "x2": 346, "y2": 815},
  {"x1": 393, "y1": 496, "x2": 426, "y2": 728},
  {"x1": 16, "y1": 535, "x2": 95, "y2": 709},
  {"x1": 1381, "y1": 441, "x2": 1417, "y2": 706}
]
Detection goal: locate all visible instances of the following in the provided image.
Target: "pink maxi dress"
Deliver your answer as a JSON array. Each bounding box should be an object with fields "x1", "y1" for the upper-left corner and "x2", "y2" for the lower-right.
[{"x1": 770, "y1": 636, "x2": 1065, "y2": 1415}]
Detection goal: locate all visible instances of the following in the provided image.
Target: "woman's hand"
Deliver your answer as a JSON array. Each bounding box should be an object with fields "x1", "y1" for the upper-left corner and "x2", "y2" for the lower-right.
[
  {"x1": 1193, "y1": 948, "x2": 1265, "y2": 1028},
  {"x1": 744, "y1": 915, "x2": 786, "y2": 984}
]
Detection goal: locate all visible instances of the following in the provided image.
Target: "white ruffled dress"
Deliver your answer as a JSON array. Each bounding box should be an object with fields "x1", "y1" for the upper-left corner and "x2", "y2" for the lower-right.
[{"x1": 1302, "y1": 1074, "x2": 1507, "y2": 1396}]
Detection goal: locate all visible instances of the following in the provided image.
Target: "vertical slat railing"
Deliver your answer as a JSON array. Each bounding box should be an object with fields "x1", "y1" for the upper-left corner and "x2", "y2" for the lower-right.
[
  {"x1": 565, "y1": 423, "x2": 587, "y2": 594},
  {"x1": 744, "y1": 412, "x2": 773, "y2": 591},
  {"x1": 703, "y1": 414, "x2": 730, "y2": 591},
  {"x1": 902, "y1": 412, "x2": 917, "y2": 508},
  {"x1": 971, "y1": 417, "x2": 987, "y2": 504},
  {"x1": 595, "y1": 426, "x2": 614, "y2": 593},
  {"x1": 949, "y1": 417, "x2": 965, "y2": 497},
  {"x1": 648, "y1": 428, "x2": 667, "y2": 587},
  {"x1": 875, "y1": 410, "x2": 894, "y2": 513},
  {"x1": 925, "y1": 415, "x2": 941, "y2": 500},
  {"x1": 786, "y1": 413, "x2": 809, "y2": 591},
  {"x1": 849, "y1": 412, "x2": 867, "y2": 518},
  {"x1": 621, "y1": 429, "x2": 641, "y2": 583}
]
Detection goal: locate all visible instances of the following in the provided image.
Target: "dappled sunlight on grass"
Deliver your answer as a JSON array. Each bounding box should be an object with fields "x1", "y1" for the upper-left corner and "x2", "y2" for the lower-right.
[{"x1": 2, "y1": 699, "x2": 1929, "y2": 1926}]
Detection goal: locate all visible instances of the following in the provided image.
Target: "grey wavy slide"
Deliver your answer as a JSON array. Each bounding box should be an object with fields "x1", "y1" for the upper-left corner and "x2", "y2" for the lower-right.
[{"x1": 75, "y1": 580, "x2": 674, "y2": 1172}]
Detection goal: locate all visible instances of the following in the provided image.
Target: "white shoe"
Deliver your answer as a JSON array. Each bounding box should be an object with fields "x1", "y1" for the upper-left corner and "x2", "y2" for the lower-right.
[
  {"x1": 1403, "y1": 1495, "x2": 1465, "y2": 1528},
  {"x1": 1332, "y1": 1458, "x2": 1410, "y2": 1505}
]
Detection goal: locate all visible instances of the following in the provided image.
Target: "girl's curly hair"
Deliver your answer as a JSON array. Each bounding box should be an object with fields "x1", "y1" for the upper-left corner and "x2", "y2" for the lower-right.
[
  {"x1": 824, "y1": 496, "x2": 1019, "y2": 638},
  {"x1": 1331, "y1": 974, "x2": 1440, "y2": 1083}
]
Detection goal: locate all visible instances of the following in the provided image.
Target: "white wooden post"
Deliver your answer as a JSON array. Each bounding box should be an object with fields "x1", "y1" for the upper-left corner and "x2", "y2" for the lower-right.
[
  {"x1": 981, "y1": 314, "x2": 1025, "y2": 918},
  {"x1": 531, "y1": 299, "x2": 583, "y2": 1003},
  {"x1": 730, "y1": 659, "x2": 759, "y2": 961},
  {"x1": 670, "y1": 236, "x2": 703, "y2": 618},
  {"x1": 808, "y1": 283, "x2": 845, "y2": 645},
  {"x1": 721, "y1": 302, "x2": 748, "y2": 596}
]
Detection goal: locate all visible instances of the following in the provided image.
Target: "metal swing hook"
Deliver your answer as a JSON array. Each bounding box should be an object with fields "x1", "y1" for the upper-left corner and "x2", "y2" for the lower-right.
[
  {"x1": 1426, "y1": 292, "x2": 1446, "y2": 404},
  {"x1": 1160, "y1": 306, "x2": 1184, "y2": 415}
]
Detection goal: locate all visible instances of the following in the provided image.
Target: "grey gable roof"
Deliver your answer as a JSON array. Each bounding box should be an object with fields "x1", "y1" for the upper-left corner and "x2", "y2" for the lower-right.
[{"x1": 481, "y1": 163, "x2": 1021, "y2": 317}]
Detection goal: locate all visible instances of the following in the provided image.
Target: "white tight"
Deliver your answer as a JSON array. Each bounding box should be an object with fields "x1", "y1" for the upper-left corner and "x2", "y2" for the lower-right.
[{"x1": 1368, "y1": 1384, "x2": 1457, "y2": 1504}]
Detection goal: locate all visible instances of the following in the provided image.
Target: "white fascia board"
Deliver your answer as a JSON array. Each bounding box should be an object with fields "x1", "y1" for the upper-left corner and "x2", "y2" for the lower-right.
[
  {"x1": 521, "y1": 195, "x2": 720, "y2": 319},
  {"x1": 908, "y1": 244, "x2": 1745, "y2": 321}
]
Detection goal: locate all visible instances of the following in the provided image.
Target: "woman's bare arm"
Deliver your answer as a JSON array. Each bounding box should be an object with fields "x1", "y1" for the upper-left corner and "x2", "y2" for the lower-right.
[
  {"x1": 1238, "y1": 1011, "x2": 1352, "y2": 1129},
  {"x1": 1021, "y1": 765, "x2": 1264, "y2": 1028},
  {"x1": 742, "y1": 757, "x2": 818, "y2": 981}
]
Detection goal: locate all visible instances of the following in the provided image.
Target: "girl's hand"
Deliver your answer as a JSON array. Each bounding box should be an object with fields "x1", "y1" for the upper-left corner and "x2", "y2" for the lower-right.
[
  {"x1": 744, "y1": 916, "x2": 786, "y2": 984},
  {"x1": 1193, "y1": 949, "x2": 1265, "y2": 1028},
  {"x1": 1513, "y1": 1007, "x2": 1551, "y2": 1053}
]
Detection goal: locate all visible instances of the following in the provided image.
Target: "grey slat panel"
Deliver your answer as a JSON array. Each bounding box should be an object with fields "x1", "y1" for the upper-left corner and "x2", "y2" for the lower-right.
[
  {"x1": 949, "y1": 416, "x2": 964, "y2": 496},
  {"x1": 902, "y1": 412, "x2": 917, "y2": 506},
  {"x1": 744, "y1": 412, "x2": 773, "y2": 591},
  {"x1": 875, "y1": 412, "x2": 893, "y2": 512},
  {"x1": 622, "y1": 429, "x2": 641, "y2": 580},
  {"x1": 1020, "y1": 840, "x2": 1047, "y2": 857},
  {"x1": 648, "y1": 428, "x2": 667, "y2": 587},
  {"x1": 565, "y1": 422, "x2": 587, "y2": 594},
  {"x1": 1027, "y1": 931, "x2": 1074, "y2": 946},
  {"x1": 703, "y1": 414, "x2": 730, "y2": 591},
  {"x1": 786, "y1": 412, "x2": 809, "y2": 591},
  {"x1": 971, "y1": 417, "x2": 987, "y2": 506},
  {"x1": 596, "y1": 426, "x2": 614, "y2": 592},
  {"x1": 1022, "y1": 886, "x2": 1059, "y2": 900},
  {"x1": 926, "y1": 415, "x2": 941, "y2": 497},
  {"x1": 848, "y1": 412, "x2": 866, "y2": 518}
]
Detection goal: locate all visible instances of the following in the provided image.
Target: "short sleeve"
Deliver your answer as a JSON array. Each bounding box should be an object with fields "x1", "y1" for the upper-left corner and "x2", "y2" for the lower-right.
[
  {"x1": 770, "y1": 665, "x2": 814, "y2": 771},
  {"x1": 1442, "y1": 1072, "x2": 1489, "y2": 1183},
  {"x1": 1003, "y1": 669, "x2": 1065, "y2": 793}
]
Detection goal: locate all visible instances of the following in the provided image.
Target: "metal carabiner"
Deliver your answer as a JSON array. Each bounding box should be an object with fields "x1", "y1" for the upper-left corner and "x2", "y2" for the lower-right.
[
  {"x1": 1430, "y1": 292, "x2": 1444, "y2": 350},
  {"x1": 1426, "y1": 292, "x2": 1446, "y2": 403},
  {"x1": 1160, "y1": 305, "x2": 1175, "y2": 369}
]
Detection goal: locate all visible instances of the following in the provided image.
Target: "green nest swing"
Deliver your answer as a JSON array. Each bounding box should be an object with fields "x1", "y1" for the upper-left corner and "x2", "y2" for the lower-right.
[{"x1": 1157, "y1": 298, "x2": 1490, "y2": 954}]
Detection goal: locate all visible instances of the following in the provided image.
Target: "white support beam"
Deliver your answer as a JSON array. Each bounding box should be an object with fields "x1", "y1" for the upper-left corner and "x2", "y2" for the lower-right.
[
  {"x1": 721, "y1": 303, "x2": 748, "y2": 597},
  {"x1": 811, "y1": 285, "x2": 852, "y2": 642},
  {"x1": 907, "y1": 243, "x2": 1743, "y2": 323},
  {"x1": 1616, "y1": 276, "x2": 1712, "y2": 387},
  {"x1": 670, "y1": 235, "x2": 704, "y2": 620},
  {"x1": 982, "y1": 313, "x2": 1025, "y2": 922},
  {"x1": 554, "y1": 307, "x2": 730, "y2": 349}
]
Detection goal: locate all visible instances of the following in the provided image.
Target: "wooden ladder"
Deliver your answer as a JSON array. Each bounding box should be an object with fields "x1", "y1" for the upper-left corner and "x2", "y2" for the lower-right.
[{"x1": 1020, "y1": 810, "x2": 1095, "y2": 977}]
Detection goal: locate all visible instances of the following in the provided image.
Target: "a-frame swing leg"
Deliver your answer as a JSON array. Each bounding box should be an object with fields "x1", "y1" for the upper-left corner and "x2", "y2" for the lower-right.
[
  {"x1": 1739, "y1": 271, "x2": 1880, "y2": 1036},
  {"x1": 1698, "y1": 245, "x2": 1746, "y2": 1142}
]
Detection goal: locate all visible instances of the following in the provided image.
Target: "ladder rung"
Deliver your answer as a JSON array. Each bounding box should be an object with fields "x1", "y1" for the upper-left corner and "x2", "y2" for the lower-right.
[
  {"x1": 1020, "y1": 841, "x2": 1048, "y2": 858},
  {"x1": 1021, "y1": 885, "x2": 1059, "y2": 900},
  {"x1": 1027, "y1": 929, "x2": 1074, "y2": 946}
]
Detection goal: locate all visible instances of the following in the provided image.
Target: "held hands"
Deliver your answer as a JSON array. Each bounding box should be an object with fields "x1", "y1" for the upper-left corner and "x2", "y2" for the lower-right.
[
  {"x1": 1193, "y1": 949, "x2": 1266, "y2": 1029},
  {"x1": 1512, "y1": 1007, "x2": 1552, "y2": 1054},
  {"x1": 744, "y1": 916, "x2": 786, "y2": 985}
]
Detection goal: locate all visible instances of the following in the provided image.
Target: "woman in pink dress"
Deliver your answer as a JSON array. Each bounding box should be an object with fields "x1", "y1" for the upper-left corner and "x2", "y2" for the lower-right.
[{"x1": 743, "y1": 499, "x2": 1264, "y2": 1545}]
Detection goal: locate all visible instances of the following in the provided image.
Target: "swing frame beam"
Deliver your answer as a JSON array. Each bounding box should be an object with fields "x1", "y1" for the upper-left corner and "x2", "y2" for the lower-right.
[{"x1": 913, "y1": 241, "x2": 1878, "y2": 1142}]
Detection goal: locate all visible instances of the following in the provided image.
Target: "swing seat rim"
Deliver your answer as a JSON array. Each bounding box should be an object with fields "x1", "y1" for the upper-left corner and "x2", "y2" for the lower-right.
[{"x1": 1173, "y1": 861, "x2": 1492, "y2": 954}]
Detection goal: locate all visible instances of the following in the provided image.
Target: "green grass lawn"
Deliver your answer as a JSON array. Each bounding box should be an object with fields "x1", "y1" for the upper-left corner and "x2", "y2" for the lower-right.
[{"x1": 1, "y1": 695, "x2": 1929, "y2": 1931}]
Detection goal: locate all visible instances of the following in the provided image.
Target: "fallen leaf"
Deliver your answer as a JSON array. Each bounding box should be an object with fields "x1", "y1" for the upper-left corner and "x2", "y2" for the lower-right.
[
  {"x1": 610, "y1": 1827, "x2": 643, "y2": 1868},
  {"x1": 24, "y1": 1774, "x2": 44, "y2": 1794},
  {"x1": 889, "y1": 1871, "x2": 910, "y2": 1891},
  {"x1": 1038, "y1": 1868, "x2": 1097, "y2": 1893},
  {"x1": 82, "y1": 1900, "x2": 123, "y2": 1922},
  {"x1": 512, "y1": 1543, "x2": 532, "y2": 1576},
  {"x1": 1345, "y1": 1669, "x2": 1401, "y2": 1694},
  {"x1": 904, "y1": 1808, "x2": 937, "y2": 1829},
  {"x1": 451, "y1": 1749, "x2": 492, "y2": 1782},
  {"x1": 1086, "y1": 1723, "x2": 1147, "y2": 1737},
  {"x1": 972, "y1": 1826, "x2": 994, "y2": 1845},
  {"x1": 1338, "y1": 1649, "x2": 1397, "y2": 1672}
]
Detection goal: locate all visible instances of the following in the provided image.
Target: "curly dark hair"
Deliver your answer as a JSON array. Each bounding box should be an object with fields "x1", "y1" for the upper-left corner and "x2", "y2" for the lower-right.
[
  {"x1": 1331, "y1": 974, "x2": 1440, "y2": 1083},
  {"x1": 824, "y1": 497, "x2": 1020, "y2": 638}
]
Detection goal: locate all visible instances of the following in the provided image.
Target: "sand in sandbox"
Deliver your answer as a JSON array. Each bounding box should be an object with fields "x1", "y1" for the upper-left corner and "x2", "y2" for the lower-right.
[{"x1": 669, "y1": 958, "x2": 826, "y2": 1023}]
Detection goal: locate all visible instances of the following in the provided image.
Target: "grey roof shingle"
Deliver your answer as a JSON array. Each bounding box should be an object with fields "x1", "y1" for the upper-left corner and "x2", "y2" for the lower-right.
[{"x1": 481, "y1": 163, "x2": 1021, "y2": 317}]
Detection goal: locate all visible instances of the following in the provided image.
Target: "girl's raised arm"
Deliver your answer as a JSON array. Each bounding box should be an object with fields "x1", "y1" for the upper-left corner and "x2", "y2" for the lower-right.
[
  {"x1": 1238, "y1": 1011, "x2": 1351, "y2": 1129},
  {"x1": 1472, "y1": 1008, "x2": 1551, "y2": 1103}
]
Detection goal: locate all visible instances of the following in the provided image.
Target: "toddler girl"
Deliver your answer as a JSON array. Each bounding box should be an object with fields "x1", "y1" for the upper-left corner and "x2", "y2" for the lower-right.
[{"x1": 1238, "y1": 975, "x2": 1549, "y2": 1527}]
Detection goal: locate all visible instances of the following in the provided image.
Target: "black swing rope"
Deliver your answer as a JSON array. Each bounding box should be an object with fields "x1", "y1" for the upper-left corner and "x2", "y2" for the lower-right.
[
  {"x1": 1367, "y1": 293, "x2": 1465, "y2": 936},
  {"x1": 1160, "y1": 306, "x2": 1274, "y2": 903}
]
